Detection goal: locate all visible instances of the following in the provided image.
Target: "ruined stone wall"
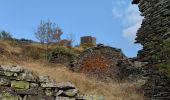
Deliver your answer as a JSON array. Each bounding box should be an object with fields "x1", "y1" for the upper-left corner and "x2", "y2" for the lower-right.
[
  {"x1": 0, "y1": 65, "x2": 103, "y2": 100},
  {"x1": 80, "y1": 36, "x2": 96, "y2": 46},
  {"x1": 73, "y1": 44, "x2": 137, "y2": 81},
  {"x1": 133, "y1": 0, "x2": 170, "y2": 99}
]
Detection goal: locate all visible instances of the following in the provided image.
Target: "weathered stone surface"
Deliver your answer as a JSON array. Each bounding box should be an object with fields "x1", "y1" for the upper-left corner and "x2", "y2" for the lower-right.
[
  {"x1": 17, "y1": 72, "x2": 37, "y2": 82},
  {"x1": 57, "y1": 82, "x2": 75, "y2": 89},
  {"x1": 55, "y1": 96, "x2": 75, "y2": 100},
  {"x1": 73, "y1": 45, "x2": 134, "y2": 80},
  {"x1": 15, "y1": 89, "x2": 39, "y2": 95},
  {"x1": 11, "y1": 81, "x2": 29, "y2": 89},
  {"x1": 132, "y1": 0, "x2": 170, "y2": 99},
  {"x1": 0, "y1": 92, "x2": 20, "y2": 100},
  {"x1": 0, "y1": 87, "x2": 15, "y2": 94},
  {"x1": 76, "y1": 94, "x2": 104, "y2": 100},
  {"x1": 23, "y1": 95, "x2": 55, "y2": 100},
  {"x1": 0, "y1": 78, "x2": 10, "y2": 86},
  {"x1": 0, "y1": 65, "x2": 24, "y2": 73},
  {"x1": 38, "y1": 76, "x2": 52, "y2": 83},
  {"x1": 4, "y1": 71, "x2": 14, "y2": 77},
  {"x1": 40, "y1": 81, "x2": 57, "y2": 88},
  {"x1": 63, "y1": 89, "x2": 78, "y2": 97},
  {"x1": 56, "y1": 90, "x2": 64, "y2": 96},
  {"x1": 0, "y1": 64, "x2": 103, "y2": 100},
  {"x1": 30, "y1": 83, "x2": 39, "y2": 88},
  {"x1": 45, "y1": 89, "x2": 54, "y2": 96}
]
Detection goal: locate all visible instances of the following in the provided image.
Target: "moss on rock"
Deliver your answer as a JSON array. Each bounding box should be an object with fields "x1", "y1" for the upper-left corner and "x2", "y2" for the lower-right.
[{"x1": 11, "y1": 81, "x2": 29, "y2": 89}]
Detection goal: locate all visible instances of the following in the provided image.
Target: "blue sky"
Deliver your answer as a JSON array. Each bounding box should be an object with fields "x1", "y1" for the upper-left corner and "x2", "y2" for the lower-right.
[{"x1": 0, "y1": 0, "x2": 143, "y2": 57}]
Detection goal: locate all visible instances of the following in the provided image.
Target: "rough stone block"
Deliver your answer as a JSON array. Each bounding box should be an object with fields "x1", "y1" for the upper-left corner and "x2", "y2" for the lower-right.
[
  {"x1": 76, "y1": 94, "x2": 104, "y2": 100},
  {"x1": 15, "y1": 89, "x2": 40, "y2": 95},
  {"x1": 11, "y1": 81, "x2": 29, "y2": 89},
  {"x1": 40, "y1": 81, "x2": 57, "y2": 88},
  {"x1": 57, "y1": 82, "x2": 75, "y2": 90},
  {"x1": 55, "y1": 96, "x2": 75, "y2": 100},
  {"x1": 17, "y1": 72, "x2": 37, "y2": 82},
  {"x1": 0, "y1": 92, "x2": 20, "y2": 100},
  {"x1": 45, "y1": 89, "x2": 54, "y2": 96},
  {"x1": 0, "y1": 70, "x2": 17, "y2": 77},
  {"x1": 23, "y1": 95, "x2": 55, "y2": 100},
  {"x1": 56, "y1": 90, "x2": 64, "y2": 96},
  {"x1": 0, "y1": 65, "x2": 24, "y2": 73},
  {"x1": 0, "y1": 78, "x2": 10, "y2": 86},
  {"x1": 38, "y1": 76, "x2": 52, "y2": 83},
  {"x1": 30, "y1": 83, "x2": 39, "y2": 88},
  {"x1": 63, "y1": 89, "x2": 78, "y2": 97}
]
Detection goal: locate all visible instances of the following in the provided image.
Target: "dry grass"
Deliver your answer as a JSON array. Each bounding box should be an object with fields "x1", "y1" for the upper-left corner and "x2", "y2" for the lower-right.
[
  {"x1": 0, "y1": 40, "x2": 22, "y2": 54},
  {"x1": 0, "y1": 58, "x2": 143, "y2": 100},
  {"x1": 0, "y1": 40, "x2": 144, "y2": 100}
]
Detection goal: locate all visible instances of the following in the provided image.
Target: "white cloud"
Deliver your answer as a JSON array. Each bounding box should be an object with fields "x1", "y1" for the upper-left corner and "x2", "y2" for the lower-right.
[
  {"x1": 122, "y1": 21, "x2": 141, "y2": 41},
  {"x1": 112, "y1": 1, "x2": 143, "y2": 42},
  {"x1": 112, "y1": 8, "x2": 124, "y2": 18}
]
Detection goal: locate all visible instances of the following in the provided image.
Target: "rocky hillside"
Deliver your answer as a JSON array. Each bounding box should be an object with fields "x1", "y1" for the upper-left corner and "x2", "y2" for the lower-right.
[{"x1": 0, "y1": 39, "x2": 143, "y2": 100}]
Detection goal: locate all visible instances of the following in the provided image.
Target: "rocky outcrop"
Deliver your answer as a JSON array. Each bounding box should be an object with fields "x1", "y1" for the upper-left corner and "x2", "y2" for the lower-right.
[
  {"x1": 0, "y1": 65, "x2": 104, "y2": 100},
  {"x1": 72, "y1": 44, "x2": 137, "y2": 81},
  {"x1": 132, "y1": 0, "x2": 170, "y2": 99}
]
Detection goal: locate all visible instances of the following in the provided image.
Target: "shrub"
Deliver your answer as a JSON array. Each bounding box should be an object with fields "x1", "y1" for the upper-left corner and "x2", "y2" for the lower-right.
[
  {"x1": 80, "y1": 43, "x2": 95, "y2": 49},
  {"x1": 0, "y1": 30, "x2": 12, "y2": 40},
  {"x1": 47, "y1": 47, "x2": 78, "y2": 62},
  {"x1": 54, "y1": 47, "x2": 77, "y2": 56}
]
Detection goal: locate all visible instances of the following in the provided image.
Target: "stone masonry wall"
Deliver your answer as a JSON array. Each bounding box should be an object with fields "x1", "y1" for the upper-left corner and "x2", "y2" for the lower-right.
[
  {"x1": 73, "y1": 44, "x2": 137, "y2": 81},
  {"x1": 132, "y1": 0, "x2": 170, "y2": 99},
  {"x1": 0, "y1": 65, "x2": 104, "y2": 100}
]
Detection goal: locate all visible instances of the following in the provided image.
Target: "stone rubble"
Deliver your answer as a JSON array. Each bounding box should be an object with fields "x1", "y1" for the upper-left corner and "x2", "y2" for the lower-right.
[
  {"x1": 73, "y1": 44, "x2": 136, "y2": 81},
  {"x1": 0, "y1": 65, "x2": 104, "y2": 100}
]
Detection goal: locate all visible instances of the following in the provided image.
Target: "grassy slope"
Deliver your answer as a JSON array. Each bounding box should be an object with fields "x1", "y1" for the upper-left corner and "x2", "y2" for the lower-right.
[{"x1": 0, "y1": 40, "x2": 143, "y2": 100}]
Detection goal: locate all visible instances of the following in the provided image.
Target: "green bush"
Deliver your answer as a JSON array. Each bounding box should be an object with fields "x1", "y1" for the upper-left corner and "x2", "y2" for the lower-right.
[
  {"x1": 47, "y1": 47, "x2": 78, "y2": 62},
  {"x1": 54, "y1": 47, "x2": 77, "y2": 56},
  {"x1": 80, "y1": 43, "x2": 95, "y2": 49}
]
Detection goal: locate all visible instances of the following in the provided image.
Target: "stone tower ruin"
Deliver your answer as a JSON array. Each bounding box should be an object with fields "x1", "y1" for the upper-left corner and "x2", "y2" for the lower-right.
[{"x1": 80, "y1": 36, "x2": 96, "y2": 46}]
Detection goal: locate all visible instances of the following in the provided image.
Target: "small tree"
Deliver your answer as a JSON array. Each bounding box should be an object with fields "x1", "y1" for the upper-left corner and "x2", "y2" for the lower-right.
[
  {"x1": 0, "y1": 30, "x2": 12, "y2": 40},
  {"x1": 34, "y1": 20, "x2": 63, "y2": 59}
]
